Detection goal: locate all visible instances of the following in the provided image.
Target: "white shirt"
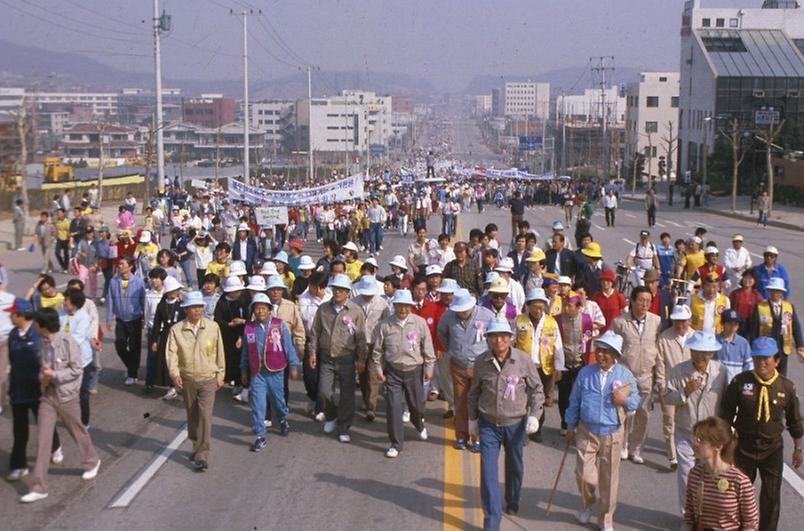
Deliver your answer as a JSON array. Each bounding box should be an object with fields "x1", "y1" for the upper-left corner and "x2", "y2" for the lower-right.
[
  {"x1": 599, "y1": 364, "x2": 615, "y2": 389},
  {"x1": 529, "y1": 313, "x2": 565, "y2": 371},
  {"x1": 723, "y1": 246, "x2": 752, "y2": 274},
  {"x1": 436, "y1": 246, "x2": 456, "y2": 268},
  {"x1": 239, "y1": 239, "x2": 248, "y2": 261},
  {"x1": 603, "y1": 194, "x2": 618, "y2": 209}
]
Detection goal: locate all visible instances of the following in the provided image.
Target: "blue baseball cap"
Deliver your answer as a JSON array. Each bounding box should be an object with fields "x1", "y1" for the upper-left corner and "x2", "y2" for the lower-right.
[
  {"x1": 722, "y1": 309, "x2": 741, "y2": 324},
  {"x1": 751, "y1": 337, "x2": 778, "y2": 357}
]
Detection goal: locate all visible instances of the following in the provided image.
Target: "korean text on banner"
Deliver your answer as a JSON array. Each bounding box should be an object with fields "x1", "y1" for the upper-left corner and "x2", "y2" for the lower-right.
[{"x1": 227, "y1": 174, "x2": 365, "y2": 206}]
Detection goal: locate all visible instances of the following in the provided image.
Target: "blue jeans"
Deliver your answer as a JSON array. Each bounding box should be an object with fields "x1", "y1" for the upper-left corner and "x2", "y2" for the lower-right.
[
  {"x1": 249, "y1": 368, "x2": 287, "y2": 438},
  {"x1": 80, "y1": 363, "x2": 98, "y2": 426},
  {"x1": 479, "y1": 416, "x2": 527, "y2": 531},
  {"x1": 179, "y1": 260, "x2": 194, "y2": 289},
  {"x1": 369, "y1": 223, "x2": 382, "y2": 253}
]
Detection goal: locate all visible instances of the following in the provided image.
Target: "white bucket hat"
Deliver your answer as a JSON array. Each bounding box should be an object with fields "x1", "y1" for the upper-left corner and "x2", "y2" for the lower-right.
[
  {"x1": 163, "y1": 276, "x2": 183, "y2": 293},
  {"x1": 298, "y1": 255, "x2": 315, "y2": 270},
  {"x1": 389, "y1": 255, "x2": 408, "y2": 270},
  {"x1": 222, "y1": 275, "x2": 244, "y2": 293}
]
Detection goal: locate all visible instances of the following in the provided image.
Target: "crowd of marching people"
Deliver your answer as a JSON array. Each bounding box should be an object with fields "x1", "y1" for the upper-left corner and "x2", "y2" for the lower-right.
[{"x1": 0, "y1": 173, "x2": 802, "y2": 531}]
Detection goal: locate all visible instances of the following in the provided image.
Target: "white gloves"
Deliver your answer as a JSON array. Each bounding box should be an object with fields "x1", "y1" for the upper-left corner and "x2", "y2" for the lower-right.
[
  {"x1": 468, "y1": 419, "x2": 479, "y2": 439},
  {"x1": 526, "y1": 416, "x2": 540, "y2": 434}
]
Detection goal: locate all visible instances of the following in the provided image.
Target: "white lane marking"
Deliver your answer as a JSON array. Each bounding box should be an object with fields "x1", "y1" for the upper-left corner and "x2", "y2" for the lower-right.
[
  {"x1": 654, "y1": 222, "x2": 666, "y2": 228},
  {"x1": 623, "y1": 238, "x2": 636, "y2": 246},
  {"x1": 750, "y1": 252, "x2": 763, "y2": 259},
  {"x1": 697, "y1": 222, "x2": 713, "y2": 229},
  {"x1": 783, "y1": 464, "x2": 804, "y2": 499},
  {"x1": 594, "y1": 224, "x2": 606, "y2": 231},
  {"x1": 624, "y1": 213, "x2": 636, "y2": 219},
  {"x1": 109, "y1": 426, "x2": 188, "y2": 508},
  {"x1": 666, "y1": 220, "x2": 684, "y2": 228},
  {"x1": 538, "y1": 207, "x2": 545, "y2": 211}
]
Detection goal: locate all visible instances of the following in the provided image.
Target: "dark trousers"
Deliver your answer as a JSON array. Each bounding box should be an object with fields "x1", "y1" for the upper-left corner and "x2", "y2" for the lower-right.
[
  {"x1": 778, "y1": 351, "x2": 789, "y2": 377},
  {"x1": 80, "y1": 363, "x2": 97, "y2": 426},
  {"x1": 196, "y1": 269, "x2": 207, "y2": 290},
  {"x1": 10, "y1": 402, "x2": 61, "y2": 470},
  {"x1": 604, "y1": 207, "x2": 615, "y2": 226},
  {"x1": 145, "y1": 329, "x2": 157, "y2": 387},
  {"x1": 302, "y1": 342, "x2": 321, "y2": 412},
  {"x1": 647, "y1": 206, "x2": 656, "y2": 227},
  {"x1": 479, "y1": 416, "x2": 527, "y2": 531},
  {"x1": 558, "y1": 366, "x2": 582, "y2": 430},
  {"x1": 536, "y1": 367, "x2": 554, "y2": 435},
  {"x1": 359, "y1": 356, "x2": 380, "y2": 413},
  {"x1": 114, "y1": 318, "x2": 143, "y2": 379},
  {"x1": 735, "y1": 445, "x2": 783, "y2": 531},
  {"x1": 55, "y1": 240, "x2": 70, "y2": 271},
  {"x1": 318, "y1": 353, "x2": 356, "y2": 435},
  {"x1": 384, "y1": 364, "x2": 425, "y2": 451}
]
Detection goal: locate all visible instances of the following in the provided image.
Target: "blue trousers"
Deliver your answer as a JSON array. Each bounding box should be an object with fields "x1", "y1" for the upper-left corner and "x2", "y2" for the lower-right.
[
  {"x1": 368, "y1": 223, "x2": 382, "y2": 253},
  {"x1": 479, "y1": 416, "x2": 527, "y2": 531},
  {"x1": 249, "y1": 369, "x2": 287, "y2": 438}
]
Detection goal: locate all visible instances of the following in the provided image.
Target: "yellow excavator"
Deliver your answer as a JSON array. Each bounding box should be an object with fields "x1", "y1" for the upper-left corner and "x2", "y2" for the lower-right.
[{"x1": 44, "y1": 157, "x2": 73, "y2": 183}]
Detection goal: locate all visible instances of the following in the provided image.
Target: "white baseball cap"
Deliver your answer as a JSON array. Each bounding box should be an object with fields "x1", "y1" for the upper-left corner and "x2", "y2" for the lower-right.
[
  {"x1": 425, "y1": 264, "x2": 443, "y2": 276},
  {"x1": 764, "y1": 246, "x2": 779, "y2": 255}
]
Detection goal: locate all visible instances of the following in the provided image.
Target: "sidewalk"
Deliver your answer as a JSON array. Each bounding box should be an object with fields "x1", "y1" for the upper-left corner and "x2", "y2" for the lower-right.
[{"x1": 622, "y1": 189, "x2": 804, "y2": 232}]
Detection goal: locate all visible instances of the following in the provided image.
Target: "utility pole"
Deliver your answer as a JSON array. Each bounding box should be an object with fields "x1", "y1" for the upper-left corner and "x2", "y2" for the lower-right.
[
  {"x1": 307, "y1": 65, "x2": 314, "y2": 183},
  {"x1": 144, "y1": 117, "x2": 155, "y2": 205},
  {"x1": 153, "y1": 0, "x2": 169, "y2": 193},
  {"x1": 96, "y1": 118, "x2": 107, "y2": 206},
  {"x1": 232, "y1": 9, "x2": 259, "y2": 181},
  {"x1": 14, "y1": 97, "x2": 30, "y2": 219},
  {"x1": 702, "y1": 116, "x2": 711, "y2": 197},
  {"x1": 755, "y1": 116, "x2": 784, "y2": 217},
  {"x1": 590, "y1": 56, "x2": 614, "y2": 180}
]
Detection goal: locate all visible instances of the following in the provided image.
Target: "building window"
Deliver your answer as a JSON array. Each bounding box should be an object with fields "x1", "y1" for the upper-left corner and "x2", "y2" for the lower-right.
[
  {"x1": 646, "y1": 96, "x2": 659, "y2": 107},
  {"x1": 671, "y1": 96, "x2": 679, "y2": 108},
  {"x1": 729, "y1": 18, "x2": 739, "y2": 28},
  {"x1": 645, "y1": 121, "x2": 658, "y2": 133},
  {"x1": 659, "y1": 76, "x2": 668, "y2": 82},
  {"x1": 715, "y1": 18, "x2": 725, "y2": 28},
  {"x1": 702, "y1": 18, "x2": 711, "y2": 27}
]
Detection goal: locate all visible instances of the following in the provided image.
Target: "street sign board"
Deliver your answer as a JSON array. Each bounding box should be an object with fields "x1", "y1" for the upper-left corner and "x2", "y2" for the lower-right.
[
  {"x1": 518, "y1": 135, "x2": 543, "y2": 151},
  {"x1": 754, "y1": 109, "x2": 780, "y2": 126},
  {"x1": 370, "y1": 144, "x2": 386, "y2": 154},
  {"x1": 255, "y1": 206, "x2": 288, "y2": 227}
]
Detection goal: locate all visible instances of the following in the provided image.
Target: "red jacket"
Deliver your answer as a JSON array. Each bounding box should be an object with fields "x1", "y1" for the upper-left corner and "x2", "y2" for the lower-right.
[
  {"x1": 729, "y1": 287, "x2": 764, "y2": 321},
  {"x1": 593, "y1": 289, "x2": 627, "y2": 334},
  {"x1": 412, "y1": 299, "x2": 446, "y2": 352}
]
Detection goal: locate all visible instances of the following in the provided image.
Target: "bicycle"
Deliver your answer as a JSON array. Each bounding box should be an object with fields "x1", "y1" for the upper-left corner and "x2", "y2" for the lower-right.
[
  {"x1": 614, "y1": 261, "x2": 634, "y2": 299},
  {"x1": 669, "y1": 278, "x2": 695, "y2": 307}
]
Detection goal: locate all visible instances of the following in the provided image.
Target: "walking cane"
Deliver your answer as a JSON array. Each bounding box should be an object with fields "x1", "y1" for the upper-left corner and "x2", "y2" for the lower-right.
[{"x1": 545, "y1": 439, "x2": 571, "y2": 515}]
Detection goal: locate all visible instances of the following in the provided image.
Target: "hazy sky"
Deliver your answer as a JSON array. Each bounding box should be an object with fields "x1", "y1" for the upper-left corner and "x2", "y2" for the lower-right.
[{"x1": 0, "y1": 0, "x2": 756, "y2": 91}]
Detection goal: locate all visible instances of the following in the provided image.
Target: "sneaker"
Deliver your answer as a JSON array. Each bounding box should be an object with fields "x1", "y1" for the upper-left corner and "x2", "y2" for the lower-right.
[
  {"x1": 232, "y1": 385, "x2": 243, "y2": 397},
  {"x1": 264, "y1": 419, "x2": 273, "y2": 428},
  {"x1": 194, "y1": 459, "x2": 208, "y2": 472},
  {"x1": 629, "y1": 452, "x2": 645, "y2": 464},
  {"x1": 280, "y1": 420, "x2": 290, "y2": 437},
  {"x1": 162, "y1": 388, "x2": 178, "y2": 400},
  {"x1": 419, "y1": 427, "x2": 428, "y2": 441},
  {"x1": 323, "y1": 420, "x2": 337, "y2": 434},
  {"x1": 454, "y1": 439, "x2": 466, "y2": 450},
  {"x1": 51, "y1": 447, "x2": 64, "y2": 465},
  {"x1": 402, "y1": 411, "x2": 411, "y2": 423},
  {"x1": 82, "y1": 460, "x2": 101, "y2": 480},
  {"x1": 365, "y1": 411, "x2": 376, "y2": 423},
  {"x1": 250, "y1": 437, "x2": 266, "y2": 452},
  {"x1": 20, "y1": 491, "x2": 49, "y2": 503},
  {"x1": 620, "y1": 444, "x2": 629, "y2": 460},
  {"x1": 560, "y1": 428, "x2": 567, "y2": 436},
  {"x1": 234, "y1": 388, "x2": 249, "y2": 403},
  {"x1": 385, "y1": 447, "x2": 399, "y2": 458},
  {"x1": 576, "y1": 507, "x2": 593, "y2": 524},
  {"x1": 314, "y1": 412, "x2": 326, "y2": 423},
  {"x1": 669, "y1": 457, "x2": 678, "y2": 470},
  {"x1": 6, "y1": 468, "x2": 29, "y2": 481},
  {"x1": 470, "y1": 441, "x2": 481, "y2": 453},
  {"x1": 124, "y1": 377, "x2": 137, "y2": 386},
  {"x1": 338, "y1": 433, "x2": 351, "y2": 443}
]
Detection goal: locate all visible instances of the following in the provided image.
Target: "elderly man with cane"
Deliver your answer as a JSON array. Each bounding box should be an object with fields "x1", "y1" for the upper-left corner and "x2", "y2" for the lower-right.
[
  {"x1": 564, "y1": 330, "x2": 640, "y2": 531},
  {"x1": 468, "y1": 316, "x2": 544, "y2": 530}
]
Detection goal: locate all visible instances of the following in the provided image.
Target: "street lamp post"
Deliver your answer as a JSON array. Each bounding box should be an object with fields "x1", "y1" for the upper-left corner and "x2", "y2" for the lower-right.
[{"x1": 702, "y1": 116, "x2": 712, "y2": 194}]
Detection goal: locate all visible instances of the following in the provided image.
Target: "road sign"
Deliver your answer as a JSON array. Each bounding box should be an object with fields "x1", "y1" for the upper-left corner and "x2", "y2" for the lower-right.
[
  {"x1": 755, "y1": 109, "x2": 780, "y2": 126},
  {"x1": 370, "y1": 144, "x2": 386, "y2": 154},
  {"x1": 255, "y1": 206, "x2": 288, "y2": 227},
  {"x1": 518, "y1": 135, "x2": 542, "y2": 151}
]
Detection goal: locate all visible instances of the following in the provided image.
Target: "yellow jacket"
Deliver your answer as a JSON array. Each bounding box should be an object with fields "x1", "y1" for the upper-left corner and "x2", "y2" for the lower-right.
[
  {"x1": 514, "y1": 313, "x2": 561, "y2": 375},
  {"x1": 690, "y1": 292, "x2": 729, "y2": 335},
  {"x1": 756, "y1": 300, "x2": 794, "y2": 355}
]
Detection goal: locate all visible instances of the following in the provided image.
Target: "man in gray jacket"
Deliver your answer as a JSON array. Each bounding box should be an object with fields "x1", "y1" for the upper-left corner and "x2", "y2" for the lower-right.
[
  {"x1": 373, "y1": 290, "x2": 435, "y2": 458},
  {"x1": 437, "y1": 288, "x2": 494, "y2": 451}
]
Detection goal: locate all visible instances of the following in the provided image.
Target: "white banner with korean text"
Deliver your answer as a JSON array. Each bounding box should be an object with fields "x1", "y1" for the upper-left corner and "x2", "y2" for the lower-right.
[{"x1": 227, "y1": 174, "x2": 365, "y2": 206}]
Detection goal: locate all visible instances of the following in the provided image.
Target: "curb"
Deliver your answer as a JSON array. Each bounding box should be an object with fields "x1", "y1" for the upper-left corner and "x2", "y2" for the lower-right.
[{"x1": 620, "y1": 195, "x2": 803, "y2": 232}]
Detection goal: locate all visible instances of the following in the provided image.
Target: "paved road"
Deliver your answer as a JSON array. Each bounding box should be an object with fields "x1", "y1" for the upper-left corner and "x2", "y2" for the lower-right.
[{"x1": 1, "y1": 127, "x2": 803, "y2": 529}]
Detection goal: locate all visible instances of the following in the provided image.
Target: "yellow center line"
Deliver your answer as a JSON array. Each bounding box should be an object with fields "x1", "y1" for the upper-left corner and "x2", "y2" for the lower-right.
[{"x1": 442, "y1": 404, "x2": 466, "y2": 530}]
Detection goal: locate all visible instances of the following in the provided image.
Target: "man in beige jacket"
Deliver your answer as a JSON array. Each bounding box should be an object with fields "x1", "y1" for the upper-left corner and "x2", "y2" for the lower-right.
[
  {"x1": 166, "y1": 291, "x2": 225, "y2": 472},
  {"x1": 610, "y1": 286, "x2": 661, "y2": 464},
  {"x1": 655, "y1": 305, "x2": 693, "y2": 470},
  {"x1": 353, "y1": 276, "x2": 390, "y2": 422}
]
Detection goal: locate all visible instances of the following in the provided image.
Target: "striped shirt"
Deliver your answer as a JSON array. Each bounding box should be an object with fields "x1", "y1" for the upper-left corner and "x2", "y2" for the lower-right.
[{"x1": 683, "y1": 464, "x2": 758, "y2": 531}]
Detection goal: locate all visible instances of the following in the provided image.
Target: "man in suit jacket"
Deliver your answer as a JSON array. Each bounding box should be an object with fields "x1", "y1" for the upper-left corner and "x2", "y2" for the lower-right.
[
  {"x1": 545, "y1": 233, "x2": 576, "y2": 279},
  {"x1": 231, "y1": 223, "x2": 258, "y2": 273},
  {"x1": 35, "y1": 211, "x2": 59, "y2": 274}
]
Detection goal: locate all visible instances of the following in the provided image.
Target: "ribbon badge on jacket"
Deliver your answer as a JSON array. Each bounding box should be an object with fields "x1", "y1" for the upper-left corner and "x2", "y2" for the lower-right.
[
  {"x1": 503, "y1": 375, "x2": 519, "y2": 401},
  {"x1": 782, "y1": 311, "x2": 791, "y2": 328},
  {"x1": 406, "y1": 330, "x2": 417, "y2": 352},
  {"x1": 474, "y1": 321, "x2": 486, "y2": 343},
  {"x1": 270, "y1": 327, "x2": 282, "y2": 350},
  {"x1": 581, "y1": 330, "x2": 593, "y2": 353},
  {"x1": 343, "y1": 315, "x2": 356, "y2": 335}
]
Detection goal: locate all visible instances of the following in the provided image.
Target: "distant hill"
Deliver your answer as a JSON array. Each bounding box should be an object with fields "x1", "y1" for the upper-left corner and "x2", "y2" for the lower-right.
[
  {"x1": 463, "y1": 65, "x2": 645, "y2": 95},
  {"x1": 0, "y1": 40, "x2": 435, "y2": 98}
]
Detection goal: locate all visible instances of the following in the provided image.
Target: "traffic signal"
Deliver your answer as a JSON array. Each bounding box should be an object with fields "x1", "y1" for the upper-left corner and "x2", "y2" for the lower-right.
[{"x1": 658, "y1": 156, "x2": 666, "y2": 176}]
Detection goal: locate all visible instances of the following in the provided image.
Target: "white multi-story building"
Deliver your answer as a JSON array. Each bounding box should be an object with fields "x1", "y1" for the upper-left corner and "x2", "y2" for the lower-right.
[
  {"x1": 557, "y1": 87, "x2": 627, "y2": 127},
  {"x1": 504, "y1": 82, "x2": 550, "y2": 119},
  {"x1": 678, "y1": 0, "x2": 804, "y2": 175},
  {"x1": 625, "y1": 72, "x2": 680, "y2": 181},
  {"x1": 297, "y1": 90, "x2": 392, "y2": 154},
  {"x1": 33, "y1": 91, "x2": 119, "y2": 118},
  {"x1": 0, "y1": 88, "x2": 26, "y2": 110},
  {"x1": 250, "y1": 100, "x2": 294, "y2": 142}
]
